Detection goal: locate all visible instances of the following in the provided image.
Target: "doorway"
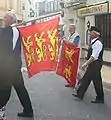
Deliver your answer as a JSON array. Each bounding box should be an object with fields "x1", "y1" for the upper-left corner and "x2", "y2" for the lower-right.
[{"x1": 95, "y1": 14, "x2": 111, "y2": 49}]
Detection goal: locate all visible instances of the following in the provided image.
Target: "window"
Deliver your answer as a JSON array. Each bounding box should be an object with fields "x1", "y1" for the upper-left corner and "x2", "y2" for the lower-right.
[
  {"x1": 50, "y1": 1, "x2": 54, "y2": 12},
  {"x1": 28, "y1": 0, "x2": 31, "y2": 4},
  {"x1": 30, "y1": 8, "x2": 35, "y2": 17},
  {"x1": 22, "y1": 3, "x2": 25, "y2": 10},
  {"x1": 47, "y1": 2, "x2": 51, "y2": 12},
  {"x1": 54, "y1": 0, "x2": 58, "y2": 11},
  {"x1": 95, "y1": 14, "x2": 111, "y2": 49}
]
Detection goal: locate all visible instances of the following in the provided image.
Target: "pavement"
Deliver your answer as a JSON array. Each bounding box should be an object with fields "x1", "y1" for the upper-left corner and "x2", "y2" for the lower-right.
[{"x1": 6, "y1": 59, "x2": 111, "y2": 120}]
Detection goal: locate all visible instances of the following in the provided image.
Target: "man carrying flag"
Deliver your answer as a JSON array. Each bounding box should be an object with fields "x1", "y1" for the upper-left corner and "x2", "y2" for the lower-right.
[
  {"x1": 65, "y1": 24, "x2": 81, "y2": 87},
  {"x1": 3, "y1": 11, "x2": 33, "y2": 117},
  {"x1": 0, "y1": 27, "x2": 13, "y2": 120}
]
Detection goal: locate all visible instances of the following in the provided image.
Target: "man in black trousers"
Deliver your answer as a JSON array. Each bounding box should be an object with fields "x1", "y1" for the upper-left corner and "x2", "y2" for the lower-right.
[
  {"x1": 4, "y1": 11, "x2": 33, "y2": 117},
  {"x1": 72, "y1": 26, "x2": 104, "y2": 103},
  {"x1": 0, "y1": 26, "x2": 13, "y2": 120}
]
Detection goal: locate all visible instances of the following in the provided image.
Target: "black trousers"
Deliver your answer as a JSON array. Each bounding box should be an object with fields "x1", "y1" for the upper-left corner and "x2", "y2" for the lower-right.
[
  {"x1": 12, "y1": 68, "x2": 33, "y2": 113},
  {"x1": 0, "y1": 88, "x2": 11, "y2": 109},
  {"x1": 77, "y1": 61, "x2": 104, "y2": 100},
  {"x1": 0, "y1": 68, "x2": 12, "y2": 109}
]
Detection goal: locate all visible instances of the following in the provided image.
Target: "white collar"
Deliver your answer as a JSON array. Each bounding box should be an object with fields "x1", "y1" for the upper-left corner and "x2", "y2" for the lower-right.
[
  {"x1": 11, "y1": 23, "x2": 16, "y2": 27},
  {"x1": 91, "y1": 37, "x2": 98, "y2": 43},
  {"x1": 70, "y1": 32, "x2": 75, "y2": 35}
]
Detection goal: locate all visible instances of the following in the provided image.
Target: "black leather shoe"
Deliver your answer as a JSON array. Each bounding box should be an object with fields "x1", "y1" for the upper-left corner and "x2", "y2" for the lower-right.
[
  {"x1": 17, "y1": 112, "x2": 34, "y2": 118},
  {"x1": 72, "y1": 93, "x2": 83, "y2": 100},
  {"x1": 91, "y1": 99, "x2": 104, "y2": 104},
  {"x1": 65, "y1": 84, "x2": 74, "y2": 88}
]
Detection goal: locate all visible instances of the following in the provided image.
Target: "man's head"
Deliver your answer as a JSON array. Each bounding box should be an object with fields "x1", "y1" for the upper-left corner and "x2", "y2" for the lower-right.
[
  {"x1": 89, "y1": 26, "x2": 100, "y2": 39},
  {"x1": 4, "y1": 11, "x2": 17, "y2": 27},
  {"x1": 69, "y1": 24, "x2": 76, "y2": 34}
]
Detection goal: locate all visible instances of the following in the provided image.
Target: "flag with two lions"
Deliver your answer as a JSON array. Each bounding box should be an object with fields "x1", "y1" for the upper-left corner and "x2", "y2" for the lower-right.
[{"x1": 19, "y1": 17, "x2": 80, "y2": 86}]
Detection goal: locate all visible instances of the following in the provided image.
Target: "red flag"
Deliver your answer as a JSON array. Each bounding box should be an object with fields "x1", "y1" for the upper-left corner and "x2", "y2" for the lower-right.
[
  {"x1": 56, "y1": 40, "x2": 80, "y2": 86},
  {"x1": 19, "y1": 17, "x2": 59, "y2": 78}
]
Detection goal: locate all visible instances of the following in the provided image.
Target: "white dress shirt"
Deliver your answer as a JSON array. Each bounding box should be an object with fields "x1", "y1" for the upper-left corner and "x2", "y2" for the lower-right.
[
  {"x1": 11, "y1": 24, "x2": 19, "y2": 50},
  {"x1": 91, "y1": 37, "x2": 103, "y2": 60}
]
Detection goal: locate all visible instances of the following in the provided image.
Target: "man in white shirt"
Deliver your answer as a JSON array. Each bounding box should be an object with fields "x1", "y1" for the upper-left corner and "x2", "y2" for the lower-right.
[
  {"x1": 72, "y1": 26, "x2": 104, "y2": 103},
  {"x1": 3, "y1": 11, "x2": 33, "y2": 117},
  {"x1": 65, "y1": 24, "x2": 81, "y2": 87}
]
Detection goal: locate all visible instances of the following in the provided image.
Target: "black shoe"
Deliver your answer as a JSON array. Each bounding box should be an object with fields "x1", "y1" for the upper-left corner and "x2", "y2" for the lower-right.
[
  {"x1": 65, "y1": 84, "x2": 74, "y2": 88},
  {"x1": 72, "y1": 93, "x2": 83, "y2": 100},
  {"x1": 91, "y1": 99, "x2": 104, "y2": 104},
  {"x1": 17, "y1": 112, "x2": 34, "y2": 118}
]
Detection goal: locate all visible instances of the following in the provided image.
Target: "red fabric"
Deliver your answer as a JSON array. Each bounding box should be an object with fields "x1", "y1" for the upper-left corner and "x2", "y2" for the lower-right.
[
  {"x1": 19, "y1": 17, "x2": 59, "y2": 78},
  {"x1": 56, "y1": 40, "x2": 80, "y2": 86}
]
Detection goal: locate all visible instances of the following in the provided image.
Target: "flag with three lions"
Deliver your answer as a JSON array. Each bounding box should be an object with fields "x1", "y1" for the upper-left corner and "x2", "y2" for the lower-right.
[
  {"x1": 56, "y1": 40, "x2": 80, "y2": 86},
  {"x1": 19, "y1": 17, "x2": 59, "y2": 77}
]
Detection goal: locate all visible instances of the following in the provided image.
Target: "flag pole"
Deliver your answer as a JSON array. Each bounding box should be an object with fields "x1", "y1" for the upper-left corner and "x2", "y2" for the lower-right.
[{"x1": 15, "y1": 11, "x2": 61, "y2": 27}]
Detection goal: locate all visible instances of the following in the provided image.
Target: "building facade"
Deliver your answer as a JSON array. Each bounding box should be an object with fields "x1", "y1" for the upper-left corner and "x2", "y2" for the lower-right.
[
  {"x1": 35, "y1": 0, "x2": 61, "y2": 20},
  {"x1": 0, "y1": 0, "x2": 23, "y2": 26},
  {"x1": 34, "y1": 0, "x2": 65, "y2": 39},
  {"x1": 61, "y1": 0, "x2": 111, "y2": 63},
  {"x1": 22, "y1": 0, "x2": 35, "y2": 22}
]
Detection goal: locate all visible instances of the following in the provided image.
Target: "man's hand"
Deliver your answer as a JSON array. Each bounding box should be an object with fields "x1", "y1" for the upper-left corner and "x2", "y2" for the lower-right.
[
  {"x1": 64, "y1": 40, "x2": 76, "y2": 47},
  {"x1": 81, "y1": 62, "x2": 88, "y2": 70},
  {"x1": 81, "y1": 56, "x2": 95, "y2": 70}
]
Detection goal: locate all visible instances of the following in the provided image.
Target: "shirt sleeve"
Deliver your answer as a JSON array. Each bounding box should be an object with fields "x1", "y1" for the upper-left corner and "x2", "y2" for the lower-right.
[
  {"x1": 73, "y1": 36, "x2": 80, "y2": 47},
  {"x1": 91, "y1": 40, "x2": 103, "y2": 60},
  {"x1": 12, "y1": 27, "x2": 19, "y2": 50}
]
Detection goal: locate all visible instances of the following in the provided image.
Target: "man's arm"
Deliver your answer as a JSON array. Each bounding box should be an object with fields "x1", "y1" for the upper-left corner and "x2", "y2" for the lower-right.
[
  {"x1": 82, "y1": 41, "x2": 103, "y2": 69},
  {"x1": 73, "y1": 36, "x2": 80, "y2": 47}
]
